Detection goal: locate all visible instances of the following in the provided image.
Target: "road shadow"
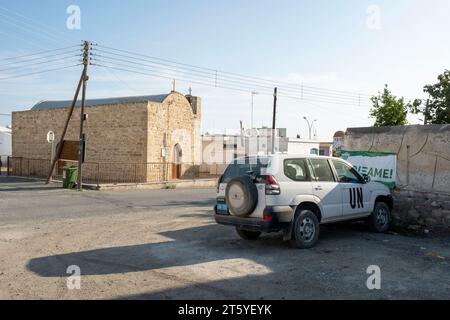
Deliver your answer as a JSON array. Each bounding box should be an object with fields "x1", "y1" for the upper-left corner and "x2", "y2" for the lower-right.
[
  {"x1": 28, "y1": 222, "x2": 377, "y2": 278},
  {"x1": 26, "y1": 222, "x2": 450, "y2": 299}
]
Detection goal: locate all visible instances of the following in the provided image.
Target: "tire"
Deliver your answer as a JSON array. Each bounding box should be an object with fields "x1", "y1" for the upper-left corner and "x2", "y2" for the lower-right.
[
  {"x1": 225, "y1": 176, "x2": 258, "y2": 217},
  {"x1": 368, "y1": 202, "x2": 391, "y2": 233},
  {"x1": 236, "y1": 227, "x2": 261, "y2": 240},
  {"x1": 289, "y1": 210, "x2": 320, "y2": 249}
]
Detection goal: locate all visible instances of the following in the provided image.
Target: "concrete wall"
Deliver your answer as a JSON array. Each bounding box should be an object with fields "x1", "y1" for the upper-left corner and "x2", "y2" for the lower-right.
[
  {"x1": 344, "y1": 125, "x2": 450, "y2": 229},
  {"x1": 344, "y1": 125, "x2": 450, "y2": 194}
]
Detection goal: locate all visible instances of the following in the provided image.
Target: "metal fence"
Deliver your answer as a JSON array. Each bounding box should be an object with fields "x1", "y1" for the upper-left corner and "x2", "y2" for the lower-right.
[
  {"x1": 6, "y1": 157, "x2": 220, "y2": 186},
  {"x1": 0, "y1": 155, "x2": 8, "y2": 175}
]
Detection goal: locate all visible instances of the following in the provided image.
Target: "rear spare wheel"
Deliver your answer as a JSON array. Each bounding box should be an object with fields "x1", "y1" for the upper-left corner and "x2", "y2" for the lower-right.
[{"x1": 225, "y1": 176, "x2": 258, "y2": 216}]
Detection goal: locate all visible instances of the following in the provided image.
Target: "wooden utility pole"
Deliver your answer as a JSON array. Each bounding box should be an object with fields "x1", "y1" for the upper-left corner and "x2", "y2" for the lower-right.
[
  {"x1": 45, "y1": 47, "x2": 86, "y2": 184},
  {"x1": 271, "y1": 87, "x2": 278, "y2": 154},
  {"x1": 77, "y1": 41, "x2": 90, "y2": 191}
]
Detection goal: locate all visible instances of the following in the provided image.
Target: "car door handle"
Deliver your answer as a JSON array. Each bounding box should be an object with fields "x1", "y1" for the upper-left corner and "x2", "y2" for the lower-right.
[{"x1": 315, "y1": 186, "x2": 323, "y2": 191}]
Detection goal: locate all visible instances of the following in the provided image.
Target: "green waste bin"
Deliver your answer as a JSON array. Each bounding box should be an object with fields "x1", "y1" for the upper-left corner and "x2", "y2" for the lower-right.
[{"x1": 63, "y1": 166, "x2": 78, "y2": 189}]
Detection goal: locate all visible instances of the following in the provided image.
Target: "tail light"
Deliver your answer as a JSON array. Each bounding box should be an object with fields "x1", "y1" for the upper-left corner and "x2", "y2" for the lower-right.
[{"x1": 265, "y1": 175, "x2": 280, "y2": 195}]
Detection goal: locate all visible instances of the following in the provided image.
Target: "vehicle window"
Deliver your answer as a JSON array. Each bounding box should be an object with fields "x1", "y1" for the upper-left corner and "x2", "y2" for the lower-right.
[
  {"x1": 284, "y1": 159, "x2": 308, "y2": 181},
  {"x1": 332, "y1": 160, "x2": 363, "y2": 184},
  {"x1": 308, "y1": 159, "x2": 335, "y2": 182},
  {"x1": 221, "y1": 158, "x2": 268, "y2": 183}
]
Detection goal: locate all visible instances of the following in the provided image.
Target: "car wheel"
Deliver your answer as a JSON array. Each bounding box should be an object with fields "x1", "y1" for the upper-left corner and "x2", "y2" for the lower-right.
[
  {"x1": 368, "y1": 202, "x2": 391, "y2": 233},
  {"x1": 289, "y1": 210, "x2": 320, "y2": 249},
  {"x1": 236, "y1": 227, "x2": 261, "y2": 240}
]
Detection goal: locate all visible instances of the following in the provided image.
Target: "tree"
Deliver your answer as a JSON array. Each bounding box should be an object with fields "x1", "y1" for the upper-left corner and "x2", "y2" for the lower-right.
[
  {"x1": 370, "y1": 85, "x2": 408, "y2": 127},
  {"x1": 410, "y1": 70, "x2": 450, "y2": 124}
]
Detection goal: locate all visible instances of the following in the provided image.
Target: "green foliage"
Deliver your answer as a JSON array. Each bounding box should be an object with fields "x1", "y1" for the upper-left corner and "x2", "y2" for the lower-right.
[
  {"x1": 370, "y1": 85, "x2": 408, "y2": 127},
  {"x1": 410, "y1": 70, "x2": 450, "y2": 124}
]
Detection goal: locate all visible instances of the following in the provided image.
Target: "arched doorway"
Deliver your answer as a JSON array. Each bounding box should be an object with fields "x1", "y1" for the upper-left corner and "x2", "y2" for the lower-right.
[{"x1": 172, "y1": 144, "x2": 183, "y2": 179}]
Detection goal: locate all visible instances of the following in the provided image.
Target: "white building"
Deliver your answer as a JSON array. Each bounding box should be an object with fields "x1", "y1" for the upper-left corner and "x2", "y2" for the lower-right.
[
  {"x1": 287, "y1": 138, "x2": 320, "y2": 156},
  {"x1": 0, "y1": 125, "x2": 12, "y2": 166},
  {"x1": 200, "y1": 128, "x2": 323, "y2": 175}
]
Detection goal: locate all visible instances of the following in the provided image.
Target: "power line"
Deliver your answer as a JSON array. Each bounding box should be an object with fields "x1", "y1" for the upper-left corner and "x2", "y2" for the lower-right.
[
  {"x1": 93, "y1": 44, "x2": 372, "y2": 100},
  {"x1": 92, "y1": 49, "x2": 370, "y2": 104},
  {"x1": 92, "y1": 63, "x2": 265, "y2": 95},
  {"x1": 0, "y1": 45, "x2": 81, "y2": 63},
  {"x1": 92, "y1": 62, "x2": 371, "y2": 108},
  {"x1": 0, "y1": 11, "x2": 71, "y2": 46},
  {"x1": 0, "y1": 5, "x2": 80, "y2": 45},
  {"x1": 0, "y1": 64, "x2": 81, "y2": 81},
  {"x1": 0, "y1": 57, "x2": 82, "y2": 76},
  {"x1": 0, "y1": 53, "x2": 81, "y2": 72},
  {"x1": 91, "y1": 52, "x2": 372, "y2": 107}
]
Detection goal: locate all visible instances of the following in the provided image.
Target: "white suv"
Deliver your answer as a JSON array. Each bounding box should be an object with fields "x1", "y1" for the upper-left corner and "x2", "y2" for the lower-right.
[{"x1": 214, "y1": 154, "x2": 393, "y2": 249}]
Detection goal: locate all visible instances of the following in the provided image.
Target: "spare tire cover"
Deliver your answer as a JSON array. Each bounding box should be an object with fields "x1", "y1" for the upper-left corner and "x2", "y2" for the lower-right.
[{"x1": 225, "y1": 176, "x2": 259, "y2": 216}]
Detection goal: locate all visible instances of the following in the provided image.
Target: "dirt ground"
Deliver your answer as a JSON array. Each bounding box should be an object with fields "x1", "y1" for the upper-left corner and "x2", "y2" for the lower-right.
[{"x1": 0, "y1": 177, "x2": 449, "y2": 300}]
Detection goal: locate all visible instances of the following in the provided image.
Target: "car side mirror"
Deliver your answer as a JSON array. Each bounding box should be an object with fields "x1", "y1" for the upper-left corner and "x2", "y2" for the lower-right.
[{"x1": 362, "y1": 174, "x2": 371, "y2": 183}]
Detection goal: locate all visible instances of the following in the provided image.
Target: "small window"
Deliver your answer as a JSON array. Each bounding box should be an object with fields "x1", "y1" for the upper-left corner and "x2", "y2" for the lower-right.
[
  {"x1": 308, "y1": 159, "x2": 335, "y2": 182},
  {"x1": 310, "y1": 148, "x2": 319, "y2": 155},
  {"x1": 284, "y1": 159, "x2": 308, "y2": 181},
  {"x1": 332, "y1": 160, "x2": 363, "y2": 184}
]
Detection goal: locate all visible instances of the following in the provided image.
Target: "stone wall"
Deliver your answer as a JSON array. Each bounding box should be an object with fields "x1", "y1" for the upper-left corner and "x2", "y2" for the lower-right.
[
  {"x1": 344, "y1": 125, "x2": 450, "y2": 229},
  {"x1": 344, "y1": 125, "x2": 450, "y2": 194},
  {"x1": 12, "y1": 102, "x2": 149, "y2": 162},
  {"x1": 393, "y1": 190, "x2": 450, "y2": 229},
  {"x1": 147, "y1": 92, "x2": 201, "y2": 179}
]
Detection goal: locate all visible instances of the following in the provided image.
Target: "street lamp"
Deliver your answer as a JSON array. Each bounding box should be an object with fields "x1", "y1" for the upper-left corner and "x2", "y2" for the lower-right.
[
  {"x1": 251, "y1": 91, "x2": 259, "y2": 129},
  {"x1": 303, "y1": 116, "x2": 317, "y2": 140}
]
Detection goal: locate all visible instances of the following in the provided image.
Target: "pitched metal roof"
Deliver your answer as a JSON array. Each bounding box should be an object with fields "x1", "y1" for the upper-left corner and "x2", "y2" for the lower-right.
[{"x1": 31, "y1": 94, "x2": 170, "y2": 110}]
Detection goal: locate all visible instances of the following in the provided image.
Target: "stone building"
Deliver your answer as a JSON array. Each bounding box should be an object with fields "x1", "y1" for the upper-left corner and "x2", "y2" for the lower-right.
[{"x1": 11, "y1": 91, "x2": 202, "y2": 182}]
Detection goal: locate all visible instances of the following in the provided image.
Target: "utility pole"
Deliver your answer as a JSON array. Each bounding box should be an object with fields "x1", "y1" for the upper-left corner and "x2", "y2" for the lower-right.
[
  {"x1": 77, "y1": 41, "x2": 90, "y2": 191},
  {"x1": 271, "y1": 87, "x2": 278, "y2": 154},
  {"x1": 251, "y1": 91, "x2": 258, "y2": 130},
  {"x1": 303, "y1": 117, "x2": 317, "y2": 140},
  {"x1": 46, "y1": 42, "x2": 87, "y2": 184}
]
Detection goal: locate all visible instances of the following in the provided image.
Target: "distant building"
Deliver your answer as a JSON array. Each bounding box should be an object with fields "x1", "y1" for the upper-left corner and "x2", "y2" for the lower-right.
[
  {"x1": 333, "y1": 130, "x2": 345, "y2": 156},
  {"x1": 12, "y1": 91, "x2": 202, "y2": 181},
  {"x1": 319, "y1": 142, "x2": 333, "y2": 156},
  {"x1": 200, "y1": 129, "x2": 322, "y2": 175},
  {"x1": 0, "y1": 125, "x2": 12, "y2": 166},
  {"x1": 287, "y1": 138, "x2": 320, "y2": 156},
  {"x1": 201, "y1": 128, "x2": 288, "y2": 165}
]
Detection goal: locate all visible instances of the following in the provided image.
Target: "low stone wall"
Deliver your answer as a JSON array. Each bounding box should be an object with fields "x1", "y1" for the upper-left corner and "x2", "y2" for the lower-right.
[{"x1": 393, "y1": 189, "x2": 450, "y2": 228}]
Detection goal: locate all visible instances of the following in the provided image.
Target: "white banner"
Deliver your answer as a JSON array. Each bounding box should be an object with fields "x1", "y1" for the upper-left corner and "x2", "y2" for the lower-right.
[{"x1": 341, "y1": 151, "x2": 397, "y2": 189}]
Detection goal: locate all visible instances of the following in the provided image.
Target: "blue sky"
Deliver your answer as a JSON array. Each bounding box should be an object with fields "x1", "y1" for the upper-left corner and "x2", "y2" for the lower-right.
[{"x1": 1, "y1": 0, "x2": 449, "y2": 140}]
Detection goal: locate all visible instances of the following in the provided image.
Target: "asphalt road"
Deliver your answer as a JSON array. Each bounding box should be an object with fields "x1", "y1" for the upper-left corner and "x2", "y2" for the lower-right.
[{"x1": 0, "y1": 176, "x2": 449, "y2": 300}]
